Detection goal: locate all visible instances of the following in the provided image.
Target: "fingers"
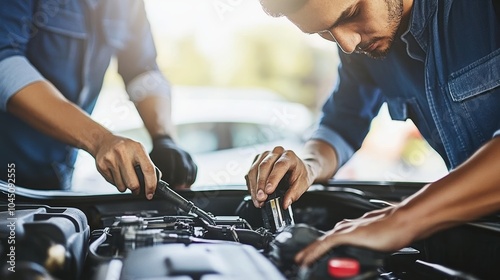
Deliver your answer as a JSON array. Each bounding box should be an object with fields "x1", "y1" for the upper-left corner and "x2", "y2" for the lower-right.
[
  {"x1": 149, "y1": 142, "x2": 197, "y2": 189},
  {"x1": 185, "y1": 154, "x2": 197, "y2": 186},
  {"x1": 254, "y1": 153, "x2": 276, "y2": 204},
  {"x1": 247, "y1": 147, "x2": 309, "y2": 210},
  {"x1": 95, "y1": 136, "x2": 157, "y2": 199},
  {"x1": 247, "y1": 146, "x2": 293, "y2": 208},
  {"x1": 190, "y1": 164, "x2": 198, "y2": 185},
  {"x1": 159, "y1": 152, "x2": 196, "y2": 189},
  {"x1": 279, "y1": 155, "x2": 307, "y2": 209},
  {"x1": 170, "y1": 152, "x2": 185, "y2": 187},
  {"x1": 121, "y1": 161, "x2": 141, "y2": 195},
  {"x1": 96, "y1": 151, "x2": 129, "y2": 193},
  {"x1": 154, "y1": 151, "x2": 175, "y2": 184},
  {"x1": 264, "y1": 154, "x2": 291, "y2": 195},
  {"x1": 139, "y1": 161, "x2": 157, "y2": 199},
  {"x1": 246, "y1": 152, "x2": 268, "y2": 208},
  {"x1": 295, "y1": 234, "x2": 341, "y2": 267},
  {"x1": 172, "y1": 152, "x2": 197, "y2": 188},
  {"x1": 295, "y1": 206, "x2": 406, "y2": 267}
]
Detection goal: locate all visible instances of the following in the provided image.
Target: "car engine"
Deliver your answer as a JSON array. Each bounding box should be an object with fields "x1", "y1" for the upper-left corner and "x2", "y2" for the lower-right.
[{"x1": 1, "y1": 178, "x2": 500, "y2": 280}]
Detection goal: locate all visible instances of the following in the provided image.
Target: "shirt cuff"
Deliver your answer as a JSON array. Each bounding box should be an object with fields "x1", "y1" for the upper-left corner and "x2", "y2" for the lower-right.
[
  {"x1": 493, "y1": 130, "x2": 500, "y2": 138},
  {"x1": 0, "y1": 56, "x2": 45, "y2": 111},
  {"x1": 309, "y1": 125, "x2": 355, "y2": 170},
  {"x1": 126, "y1": 70, "x2": 171, "y2": 103}
]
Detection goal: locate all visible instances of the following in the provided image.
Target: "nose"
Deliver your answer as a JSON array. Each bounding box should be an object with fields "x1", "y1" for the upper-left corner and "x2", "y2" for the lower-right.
[{"x1": 331, "y1": 28, "x2": 361, "y2": 54}]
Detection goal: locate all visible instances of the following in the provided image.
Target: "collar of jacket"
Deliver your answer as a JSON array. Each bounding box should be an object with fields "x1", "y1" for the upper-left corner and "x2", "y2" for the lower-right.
[{"x1": 401, "y1": 0, "x2": 438, "y2": 54}]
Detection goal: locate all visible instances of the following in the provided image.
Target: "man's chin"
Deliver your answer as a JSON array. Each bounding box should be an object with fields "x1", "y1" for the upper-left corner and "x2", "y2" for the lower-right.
[
  {"x1": 366, "y1": 50, "x2": 390, "y2": 59},
  {"x1": 358, "y1": 41, "x2": 393, "y2": 59},
  {"x1": 355, "y1": 49, "x2": 389, "y2": 59}
]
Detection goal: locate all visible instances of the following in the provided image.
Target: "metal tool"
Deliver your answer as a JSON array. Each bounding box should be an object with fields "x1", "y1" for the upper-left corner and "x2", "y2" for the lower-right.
[
  {"x1": 262, "y1": 173, "x2": 295, "y2": 233},
  {"x1": 134, "y1": 165, "x2": 215, "y2": 226}
]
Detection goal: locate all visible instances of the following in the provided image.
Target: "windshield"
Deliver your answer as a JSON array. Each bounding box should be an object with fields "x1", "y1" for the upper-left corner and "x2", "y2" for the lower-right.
[{"x1": 71, "y1": 0, "x2": 447, "y2": 194}]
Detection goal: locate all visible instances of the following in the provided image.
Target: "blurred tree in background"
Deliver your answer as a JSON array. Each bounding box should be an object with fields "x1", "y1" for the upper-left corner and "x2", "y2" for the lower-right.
[
  {"x1": 159, "y1": 36, "x2": 213, "y2": 86},
  {"x1": 103, "y1": 23, "x2": 339, "y2": 111}
]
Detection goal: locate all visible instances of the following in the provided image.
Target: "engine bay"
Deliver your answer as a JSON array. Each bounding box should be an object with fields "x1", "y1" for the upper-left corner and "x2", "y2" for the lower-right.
[{"x1": 2, "y1": 180, "x2": 500, "y2": 280}]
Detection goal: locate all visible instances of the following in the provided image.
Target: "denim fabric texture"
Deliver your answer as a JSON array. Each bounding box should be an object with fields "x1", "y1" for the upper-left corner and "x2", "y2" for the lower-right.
[
  {"x1": 0, "y1": 0, "x2": 160, "y2": 189},
  {"x1": 311, "y1": 0, "x2": 500, "y2": 170}
]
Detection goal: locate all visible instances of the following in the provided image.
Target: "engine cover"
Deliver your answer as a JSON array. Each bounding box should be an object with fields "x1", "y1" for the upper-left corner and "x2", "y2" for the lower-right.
[{"x1": 94, "y1": 243, "x2": 285, "y2": 280}]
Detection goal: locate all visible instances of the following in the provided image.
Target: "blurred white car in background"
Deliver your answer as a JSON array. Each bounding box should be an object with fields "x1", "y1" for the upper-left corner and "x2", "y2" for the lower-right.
[
  {"x1": 72, "y1": 86, "x2": 314, "y2": 192},
  {"x1": 172, "y1": 87, "x2": 313, "y2": 187}
]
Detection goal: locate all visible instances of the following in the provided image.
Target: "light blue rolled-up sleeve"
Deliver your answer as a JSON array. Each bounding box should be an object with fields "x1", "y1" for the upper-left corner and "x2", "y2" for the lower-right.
[
  {"x1": 0, "y1": 56, "x2": 45, "y2": 111},
  {"x1": 494, "y1": 130, "x2": 500, "y2": 138},
  {"x1": 310, "y1": 124, "x2": 355, "y2": 170},
  {"x1": 126, "y1": 70, "x2": 171, "y2": 103}
]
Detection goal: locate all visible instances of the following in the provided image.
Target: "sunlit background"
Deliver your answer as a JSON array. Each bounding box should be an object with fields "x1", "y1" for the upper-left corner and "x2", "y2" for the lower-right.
[{"x1": 72, "y1": 0, "x2": 447, "y2": 193}]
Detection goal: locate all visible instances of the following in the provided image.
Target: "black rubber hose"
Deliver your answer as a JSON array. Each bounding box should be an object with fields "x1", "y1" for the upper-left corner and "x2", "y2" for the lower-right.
[
  {"x1": 234, "y1": 228, "x2": 273, "y2": 249},
  {"x1": 204, "y1": 224, "x2": 271, "y2": 250}
]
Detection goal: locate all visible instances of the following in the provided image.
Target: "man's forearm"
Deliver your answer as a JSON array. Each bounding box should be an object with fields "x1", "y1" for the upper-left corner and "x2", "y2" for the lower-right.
[
  {"x1": 303, "y1": 139, "x2": 339, "y2": 183},
  {"x1": 135, "y1": 94, "x2": 175, "y2": 139},
  {"x1": 395, "y1": 137, "x2": 500, "y2": 241},
  {"x1": 8, "y1": 80, "x2": 161, "y2": 197},
  {"x1": 7, "y1": 80, "x2": 113, "y2": 156}
]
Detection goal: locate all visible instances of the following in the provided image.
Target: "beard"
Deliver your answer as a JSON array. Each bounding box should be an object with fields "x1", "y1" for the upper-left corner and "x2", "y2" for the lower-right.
[{"x1": 356, "y1": 0, "x2": 404, "y2": 59}]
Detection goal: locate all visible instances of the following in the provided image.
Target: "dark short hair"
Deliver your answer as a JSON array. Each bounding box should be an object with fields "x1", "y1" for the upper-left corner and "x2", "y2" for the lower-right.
[{"x1": 259, "y1": 0, "x2": 308, "y2": 17}]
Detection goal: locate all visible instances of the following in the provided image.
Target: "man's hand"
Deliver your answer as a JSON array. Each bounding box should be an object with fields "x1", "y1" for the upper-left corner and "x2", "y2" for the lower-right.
[
  {"x1": 295, "y1": 205, "x2": 414, "y2": 267},
  {"x1": 149, "y1": 135, "x2": 197, "y2": 189},
  {"x1": 6, "y1": 81, "x2": 160, "y2": 196},
  {"x1": 245, "y1": 146, "x2": 317, "y2": 209},
  {"x1": 295, "y1": 138, "x2": 500, "y2": 267},
  {"x1": 94, "y1": 134, "x2": 159, "y2": 199}
]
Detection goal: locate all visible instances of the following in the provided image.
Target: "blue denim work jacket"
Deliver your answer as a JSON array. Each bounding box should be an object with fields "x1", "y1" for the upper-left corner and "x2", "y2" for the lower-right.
[
  {"x1": 0, "y1": 0, "x2": 160, "y2": 189},
  {"x1": 311, "y1": 0, "x2": 500, "y2": 171}
]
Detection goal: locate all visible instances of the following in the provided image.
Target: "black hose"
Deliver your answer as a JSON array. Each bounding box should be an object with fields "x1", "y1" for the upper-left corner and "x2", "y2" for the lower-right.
[{"x1": 203, "y1": 224, "x2": 272, "y2": 250}]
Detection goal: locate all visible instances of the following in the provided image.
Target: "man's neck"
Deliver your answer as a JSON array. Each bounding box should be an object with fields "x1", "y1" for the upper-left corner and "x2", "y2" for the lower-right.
[
  {"x1": 396, "y1": 0, "x2": 414, "y2": 38},
  {"x1": 398, "y1": 0, "x2": 415, "y2": 36}
]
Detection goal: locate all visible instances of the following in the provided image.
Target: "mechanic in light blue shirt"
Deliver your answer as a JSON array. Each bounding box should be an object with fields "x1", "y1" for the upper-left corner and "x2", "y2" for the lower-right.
[
  {"x1": 246, "y1": 0, "x2": 500, "y2": 265},
  {"x1": 0, "y1": 0, "x2": 197, "y2": 196}
]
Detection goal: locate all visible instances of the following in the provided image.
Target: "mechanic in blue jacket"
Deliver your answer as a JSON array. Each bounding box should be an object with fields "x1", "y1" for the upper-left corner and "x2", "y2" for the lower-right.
[
  {"x1": 0, "y1": 0, "x2": 197, "y2": 197},
  {"x1": 246, "y1": 0, "x2": 500, "y2": 266}
]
